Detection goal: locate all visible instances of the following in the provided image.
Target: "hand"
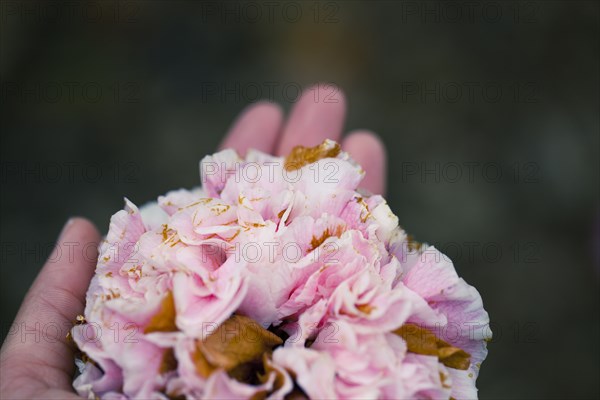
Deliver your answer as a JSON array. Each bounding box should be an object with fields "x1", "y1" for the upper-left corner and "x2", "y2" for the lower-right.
[
  {"x1": 219, "y1": 83, "x2": 386, "y2": 195},
  {"x1": 0, "y1": 218, "x2": 101, "y2": 399},
  {"x1": 0, "y1": 83, "x2": 386, "y2": 399}
]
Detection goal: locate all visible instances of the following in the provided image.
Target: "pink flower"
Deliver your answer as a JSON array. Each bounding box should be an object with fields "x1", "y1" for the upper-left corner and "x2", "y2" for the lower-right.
[{"x1": 73, "y1": 140, "x2": 491, "y2": 399}]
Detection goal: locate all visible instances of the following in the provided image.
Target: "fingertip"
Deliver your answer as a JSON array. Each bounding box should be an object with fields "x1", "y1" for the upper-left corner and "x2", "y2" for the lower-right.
[
  {"x1": 240, "y1": 101, "x2": 284, "y2": 124},
  {"x1": 50, "y1": 217, "x2": 100, "y2": 280},
  {"x1": 277, "y1": 83, "x2": 347, "y2": 155},
  {"x1": 220, "y1": 101, "x2": 284, "y2": 155},
  {"x1": 345, "y1": 130, "x2": 386, "y2": 156},
  {"x1": 60, "y1": 217, "x2": 101, "y2": 243},
  {"x1": 343, "y1": 130, "x2": 387, "y2": 195}
]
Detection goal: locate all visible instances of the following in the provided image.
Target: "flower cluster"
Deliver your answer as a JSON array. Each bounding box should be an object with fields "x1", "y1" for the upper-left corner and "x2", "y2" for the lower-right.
[{"x1": 72, "y1": 140, "x2": 491, "y2": 399}]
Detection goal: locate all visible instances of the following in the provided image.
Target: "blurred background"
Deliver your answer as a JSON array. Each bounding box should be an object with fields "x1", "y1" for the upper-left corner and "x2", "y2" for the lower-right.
[{"x1": 1, "y1": 1, "x2": 598, "y2": 398}]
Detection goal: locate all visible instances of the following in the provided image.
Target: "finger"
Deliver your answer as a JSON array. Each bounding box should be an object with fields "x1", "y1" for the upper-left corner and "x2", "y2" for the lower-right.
[
  {"x1": 0, "y1": 218, "x2": 100, "y2": 390},
  {"x1": 342, "y1": 130, "x2": 387, "y2": 195},
  {"x1": 276, "y1": 83, "x2": 346, "y2": 156},
  {"x1": 219, "y1": 101, "x2": 284, "y2": 156}
]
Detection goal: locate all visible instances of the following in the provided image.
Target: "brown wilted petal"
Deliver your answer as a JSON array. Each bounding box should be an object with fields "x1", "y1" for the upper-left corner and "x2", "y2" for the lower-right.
[
  {"x1": 284, "y1": 140, "x2": 341, "y2": 171},
  {"x1": 192, "y1": 345, "x2": 218, "y2": 378},
  {"x1": 394, "y1": 323, "x2": 438, "y2": 356},
  {"x1": 436, "y1": 340, "x2": 471, "y2": 370},
  {"x1": 159, "y1": 348, "x2": 178, "y2": 373},
  {"x1": 194, "y1": 315, "x2": 283, "y2": 378},
  {"x1": 258, "y1": 354, "x2": 288, "y2": 393},
  {"x1": 145, "y1": 291, "x2": 177, "y2": 333},
  {"x1": 394, "y1": 323, "x2": 471, "y2": 370}
]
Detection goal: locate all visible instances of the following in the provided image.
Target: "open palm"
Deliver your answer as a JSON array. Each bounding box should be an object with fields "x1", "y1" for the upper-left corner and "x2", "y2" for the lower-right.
[{"x1": 0, "y1": 84, "x2": 386, "y2": 399}]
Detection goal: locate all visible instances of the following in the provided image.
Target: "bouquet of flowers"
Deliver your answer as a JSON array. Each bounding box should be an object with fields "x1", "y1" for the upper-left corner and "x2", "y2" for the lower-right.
[{"x1": 71, "y1": 140, "x2": 491, "y2": 399}]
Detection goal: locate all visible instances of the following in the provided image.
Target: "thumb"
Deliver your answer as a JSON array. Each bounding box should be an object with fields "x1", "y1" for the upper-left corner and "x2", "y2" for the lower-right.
[{"x1": 1, "y1": 218, "x2": 100, "y2": 391}]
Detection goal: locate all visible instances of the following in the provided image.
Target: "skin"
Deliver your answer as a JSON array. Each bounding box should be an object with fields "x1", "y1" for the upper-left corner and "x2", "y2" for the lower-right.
[{"x1": 0, "y1": 84, "x2": 386, "y2": 399}]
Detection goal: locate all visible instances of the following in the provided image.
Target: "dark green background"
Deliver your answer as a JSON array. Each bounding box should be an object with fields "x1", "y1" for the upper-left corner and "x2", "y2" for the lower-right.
[{"x1": 1, "y1": 1, "x2": 598, "y2": 398}]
